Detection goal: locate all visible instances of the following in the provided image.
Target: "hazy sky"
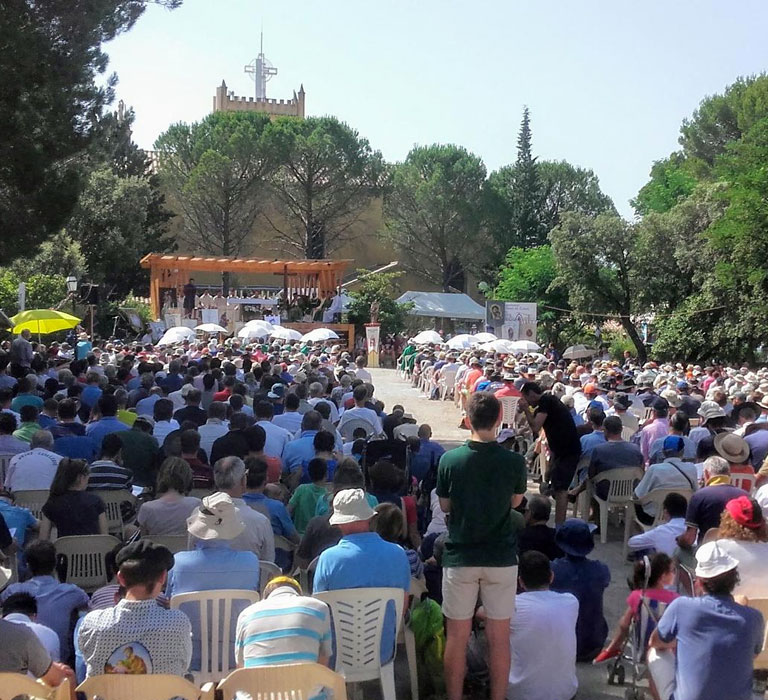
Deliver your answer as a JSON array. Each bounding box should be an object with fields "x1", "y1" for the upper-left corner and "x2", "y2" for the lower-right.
[{"x1": 105, "y1": 0, "x2": 768, "y2": 216}]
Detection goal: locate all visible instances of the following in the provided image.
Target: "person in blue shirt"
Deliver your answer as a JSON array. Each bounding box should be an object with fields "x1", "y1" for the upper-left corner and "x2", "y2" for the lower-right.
[
  {"x1": 74, "y1": 333, "x2": 92, "y2": 361},
  {"x1": 79, "y1": 373, "x2": 102, "y2": 413},
  {"x1": 84, "y1": 395, "x2": 125, "y2": 450},
  {"x1": 282, "y1": 411, "x2": 323, "y2": 484},
  {"x1": 550, "y1": 519, "x2": 611, "y2": 662},
  {"x1": 242, "y1": 456, "x2": 299, "y2": 570},
  {"x1": 9, "y1": 376, "x2": 43, "y2": 413},
  {"x1": 579, "y1": 407, "x2": 606, "y2": 459},
  {"x1": 313, "y1": 488, "x2": 410, "y2": 665},
  {"x1": 649, "y1": 541, "x2": 764, "y2": 700},
  {"x1": 166, "y1": 492, "x2": 260, "y2": 670}
]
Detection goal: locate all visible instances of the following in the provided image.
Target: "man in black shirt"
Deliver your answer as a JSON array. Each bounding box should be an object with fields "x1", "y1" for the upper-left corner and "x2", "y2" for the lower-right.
[{"x1": 520, "y1": 382, "x2": 582, "y2": 525}]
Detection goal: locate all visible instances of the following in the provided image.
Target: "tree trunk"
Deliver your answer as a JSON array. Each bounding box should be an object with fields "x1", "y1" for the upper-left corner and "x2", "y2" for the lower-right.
[
  {"x1": 305, "y1": 219, "x2": 325, "y2": 259},
  {"x1": 620, "y1": 315, "x2": 647, "y2": 363}
]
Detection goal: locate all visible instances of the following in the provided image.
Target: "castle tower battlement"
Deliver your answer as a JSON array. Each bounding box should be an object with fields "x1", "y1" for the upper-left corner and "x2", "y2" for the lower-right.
[{"x1": 213, "y1": 80, "x2": 305, "y2": 119}]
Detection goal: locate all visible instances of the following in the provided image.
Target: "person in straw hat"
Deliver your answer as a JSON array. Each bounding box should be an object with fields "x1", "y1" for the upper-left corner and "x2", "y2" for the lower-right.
[
  {"x1": 313, "y1": 488, "x2": 410, "y2": 667},
  {"x1": 648, "y1": 541, "x2": 764, "y2": 700}
]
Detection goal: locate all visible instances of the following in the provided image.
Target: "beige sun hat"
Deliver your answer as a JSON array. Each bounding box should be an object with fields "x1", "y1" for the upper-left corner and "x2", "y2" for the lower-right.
[
  {"x1": 187, "y1": 493, "x2": 245, "y2": 541},
  {"x1": 329, "y1": 488, "x2": 376, "y2": 526},
  {"x1": 714, "y1": 432, "x2": 750, "y2": 464},
  {"x1": 660, "y1": 389, "x2": 681, "y2": 408}
]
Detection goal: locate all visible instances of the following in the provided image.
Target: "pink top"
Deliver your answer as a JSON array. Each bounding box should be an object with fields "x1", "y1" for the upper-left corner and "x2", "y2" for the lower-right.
[{"x1": 626, "y1": 588, "x2": 678, "y2": 617}]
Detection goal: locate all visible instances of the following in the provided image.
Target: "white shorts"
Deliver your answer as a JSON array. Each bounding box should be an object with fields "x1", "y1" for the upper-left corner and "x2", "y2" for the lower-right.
[{"x1": 442, "y1": 565, "x2": 518, "y2": 620}]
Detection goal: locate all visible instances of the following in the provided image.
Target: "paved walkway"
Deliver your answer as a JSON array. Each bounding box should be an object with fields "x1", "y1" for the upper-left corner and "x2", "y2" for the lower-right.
[{"x1": 371, "y1": 368, "x2": 635, "y2": 698}]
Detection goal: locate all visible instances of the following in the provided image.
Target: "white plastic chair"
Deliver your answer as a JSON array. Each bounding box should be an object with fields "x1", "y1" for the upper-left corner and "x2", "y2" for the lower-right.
[
  {"x1": 339, "y1": 418, "x2": 374, "y2": 442},
  {"x1": 631, "y1": 488, "x2": 694, "y2": 532},
  {"x1": 140, "y1": 534, "x2": 190, "y2": 554},
  {"x1": 94, "y1": 489, "x2": 136, "y2": 538},
  {"x1": 0, "y1": 454, "x2": 15, "y2": 485},
  {"x1": 54, "y1": 534, "x2": 122, "y2": 592},
  {"x1": 621, "y1": 426, "x2": 637, "y2": 442},
  {"x1": 731, "y1": 471, "x2": 756, "y2": 494},
  {"x1": 498, "y1": 396, "x2": 519, "y2": 428},
  {"x1": 12, "y1": 489, "x2": 49, "y2": 520},
  {"x1": 170, "y1": 589, "x2": 261, "y2": 684},
  {"x1": 77, "y1": 673, "x2": 205, "y2": 700},
  {"x1": 314, "y1": 587, "x2": 405, "y2": 700},
  {"x1": 587, "y1": 467, "x2": 645, "y2": 556},
  {"x1": 0, "y1": 674, "x2": 71, "y2": 700},
  {"x1": 258, "y1": 560, "x2": 282, "y2": 593},
  {"x1": 439, "y1": 369, "x2": 457, "y2": 401},
  {"x1": 216, "y1": 663, "x2": 347, "y2": 700}
]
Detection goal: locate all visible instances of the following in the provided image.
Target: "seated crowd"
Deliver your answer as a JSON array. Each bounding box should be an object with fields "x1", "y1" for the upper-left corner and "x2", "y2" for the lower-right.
[{"x1": 0, "y1": 333, "x2": 766, "y2": 700}]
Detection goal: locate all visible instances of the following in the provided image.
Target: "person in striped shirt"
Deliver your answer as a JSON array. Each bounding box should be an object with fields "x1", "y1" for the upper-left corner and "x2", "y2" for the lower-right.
[
  {"x1": 235, "y1": 576, "x2": 331, "y2": 668},
  {"x1": 87, "y1": 433, "x2": 133, "y2": 491}
]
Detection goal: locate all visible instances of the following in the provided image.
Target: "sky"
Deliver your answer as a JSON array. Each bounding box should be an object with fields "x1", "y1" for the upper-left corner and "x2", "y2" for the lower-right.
[{"x1": 105, "y1": 0, "x2": 768, "y2": 217}]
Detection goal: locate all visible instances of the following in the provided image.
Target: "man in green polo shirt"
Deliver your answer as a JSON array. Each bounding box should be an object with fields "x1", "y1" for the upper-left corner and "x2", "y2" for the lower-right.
[{"x1": 437, "y1": 391, "x2": 527, "y2": 700}]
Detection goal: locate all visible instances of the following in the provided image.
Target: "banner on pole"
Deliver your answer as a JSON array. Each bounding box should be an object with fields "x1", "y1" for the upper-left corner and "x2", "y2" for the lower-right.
[{"x1": 365, "y1": 323, "x2": 380, "y2": 368}]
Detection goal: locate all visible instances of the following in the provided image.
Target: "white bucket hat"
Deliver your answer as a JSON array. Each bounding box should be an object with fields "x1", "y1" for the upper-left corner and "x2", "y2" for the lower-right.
[
  {"x1": 329, "y1": 488, "x2": 376, "y2": 526},
  {"x1": 187, "y1": 493, "x2": 245, "y2": 541},
  {"x1": 694, "y1": 541, "x2": 738, "y2": 579}
]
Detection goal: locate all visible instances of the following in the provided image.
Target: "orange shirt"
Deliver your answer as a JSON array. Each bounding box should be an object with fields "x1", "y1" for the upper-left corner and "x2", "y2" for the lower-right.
[{"x1": 495, "y1": 384, "x2": 522, "y2": 398}]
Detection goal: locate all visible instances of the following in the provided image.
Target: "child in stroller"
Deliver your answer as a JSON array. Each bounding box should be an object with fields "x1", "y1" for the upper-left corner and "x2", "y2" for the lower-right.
[{"x1": 594, "y1": 553, "x2": 678, "y2": 700}]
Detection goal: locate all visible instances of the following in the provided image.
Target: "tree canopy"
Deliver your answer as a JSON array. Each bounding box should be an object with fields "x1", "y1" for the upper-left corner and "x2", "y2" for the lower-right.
[
  {"x1": 0, "y1": 0, "x2": 180, "y2": 262},
  {"x1": 384, "y1": 144, "x2": 487, "y2": 292}
]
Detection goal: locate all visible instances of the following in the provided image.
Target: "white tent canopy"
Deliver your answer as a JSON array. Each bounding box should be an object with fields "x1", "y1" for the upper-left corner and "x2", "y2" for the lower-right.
[{"x1": 396, "y1": 291, "x2": 486, "y2": 320}]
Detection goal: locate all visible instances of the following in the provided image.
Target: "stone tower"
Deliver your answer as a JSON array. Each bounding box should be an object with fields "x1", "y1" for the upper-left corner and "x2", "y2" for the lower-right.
[{"x1": 213, "y1": 80, "x2": 305, "y2": 119}]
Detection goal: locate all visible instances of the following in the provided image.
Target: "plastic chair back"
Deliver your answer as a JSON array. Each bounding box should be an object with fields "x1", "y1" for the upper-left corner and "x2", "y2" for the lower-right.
[
  {"x1": 141, "y1": 534, "x2": 189, "y2": 554},
  {"x1": 217, "y1": 663, "x2": 348, "y2": 700},
  {"x1": 439, "y1": 369, "x2": 457, "y2": 400},
  {"x1": 0, "y1": 454, "x2": 14, "y2": 485},
  {"x1": 498, "y1": 396, "x2": 519, "y2": 428},
  {"x1": 12, "y1": 489, "x2": 49, "y2": 520},
  {"x1": 592, "y1": 467, "x2": 645, "y2": 505},
  {"x1": 621, "y1": 426, "x2": 636, "y2": 442},
  {"x1": 0, "y1": 674, "x2": 70, "y2": 700},
  {"x1": 314, "y1": 587, "x2": 405, "y2": 683},
  {"x1": 94, "y1": 489, "x2": 136, "y2": 537},
  {"x1": 54, "y1": 534, "x2": 121, "y2": 592},
  {"x1": 749, "y1": 598, "x2": 768, "y2": 670},
  {"x1": 259, "y1": 560, "x2": 282, "y2": 593},
  {"x1": 170, "y1": 589, "x2": 261, "y2": 684},
  {"x1": 632, "y1": 488, "x2": 694, "y2": 531},
  {"x1": 77, "y1": 673, "x2": 203, "y2": 700},
  {"x1": 731, "y1": 471, "x2": 756, "y2": 494},
  {"x1": 339, "y1": 418, "x2": 374, "y2": 442}
]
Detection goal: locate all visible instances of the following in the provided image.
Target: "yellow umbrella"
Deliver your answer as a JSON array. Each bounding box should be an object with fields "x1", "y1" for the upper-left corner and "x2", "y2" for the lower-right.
[{"x1": 10, "y1": 309, "x2": 81, "y2": 336}]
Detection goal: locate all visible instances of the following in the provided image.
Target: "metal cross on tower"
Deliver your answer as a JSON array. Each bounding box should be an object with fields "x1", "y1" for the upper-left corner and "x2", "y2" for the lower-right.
[{"x1": 244, "y1": 30, "x2": 278, "y2": 100}]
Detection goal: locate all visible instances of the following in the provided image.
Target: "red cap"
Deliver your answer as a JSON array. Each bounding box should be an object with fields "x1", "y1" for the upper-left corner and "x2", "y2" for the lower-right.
[
  {"x1": 583, "y1": 383, "x2": 598, "y2": 395},
  {"x1": 725, "y1": 496, "x2": 763, "y2": 529}
]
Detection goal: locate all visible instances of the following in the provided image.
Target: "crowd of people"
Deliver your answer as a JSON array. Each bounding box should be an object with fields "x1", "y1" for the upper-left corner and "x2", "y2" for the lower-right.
[{"x1": 0, "y1": 325, "x2": 766, "y2": 700}]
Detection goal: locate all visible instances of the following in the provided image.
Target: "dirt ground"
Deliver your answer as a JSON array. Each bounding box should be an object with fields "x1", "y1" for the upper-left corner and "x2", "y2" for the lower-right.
[{"x1": 371, "y1": 367, "x2": 635, "y2": 699}]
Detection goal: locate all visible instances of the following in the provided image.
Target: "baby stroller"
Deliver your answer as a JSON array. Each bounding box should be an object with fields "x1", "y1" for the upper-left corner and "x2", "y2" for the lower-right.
[{"x1": 606, "y1": 575, "x2": 669, "y2": 700}]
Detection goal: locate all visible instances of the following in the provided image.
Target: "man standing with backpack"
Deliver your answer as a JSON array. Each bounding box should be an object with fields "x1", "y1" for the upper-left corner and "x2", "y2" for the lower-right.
[{"x1": 437, "y1": 392, "x2": 527, "y2": 700}]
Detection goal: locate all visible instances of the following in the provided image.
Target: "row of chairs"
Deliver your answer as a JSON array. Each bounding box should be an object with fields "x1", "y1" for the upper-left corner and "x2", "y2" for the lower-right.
[{"x1": 0, "y1": 662, "x2": 347, "y2": 700}]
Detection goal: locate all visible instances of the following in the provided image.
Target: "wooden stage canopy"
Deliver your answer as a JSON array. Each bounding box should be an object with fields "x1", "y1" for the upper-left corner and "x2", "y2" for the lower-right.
[{"x1": 140, "y1": 253, "x2": 353, "y2": 319}]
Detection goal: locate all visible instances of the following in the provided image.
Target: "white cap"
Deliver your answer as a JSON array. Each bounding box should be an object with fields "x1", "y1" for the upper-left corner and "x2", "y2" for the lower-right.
[
  {"x1": 694, "y1": 541, "x2": 738, "y2": 579},
  {"x1": 329, "y1": 488, "x2": 376, "y2": 526}
]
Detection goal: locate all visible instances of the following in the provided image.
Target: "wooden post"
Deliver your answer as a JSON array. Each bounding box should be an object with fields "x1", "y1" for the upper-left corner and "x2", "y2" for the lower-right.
[{"x1": 89, "y1": 305, "x2": 95, "y2": 340}]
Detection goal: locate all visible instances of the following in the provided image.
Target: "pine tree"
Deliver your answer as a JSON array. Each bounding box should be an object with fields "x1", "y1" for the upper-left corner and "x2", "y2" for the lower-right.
[{"x1": 513, "y1": 107, "x2": 546, "y2": 247}]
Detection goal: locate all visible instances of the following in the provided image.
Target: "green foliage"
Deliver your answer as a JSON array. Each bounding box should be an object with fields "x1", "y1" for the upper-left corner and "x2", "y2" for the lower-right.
[
  {"x1": 384, "y1": 144, "x2": 488, "y2": 292},
  {"x1": 346, "y1": 270, "x2": 413, "y2": 336},
  {"x1": 155, "y1": 111, "x2": 276, "y2": 258},
  {"x1": 632, "y1": 153, "x2": 697, "y2": 215},
  {"x1": 0, "y1": 0, "x2": 180, "y2": 263},
  {"x1": 263, "y1": 116, "x2": 386, "y2": 259},
  {"x1": 66, "y1": 167, "x2": 165, "y2": 294},
  {"x1": 0, "y1": 269, "x2": 67, "y2": 315},
  {"x1": 494, "y1": 245, "x2": 579, "y2": 347},
  {"x1": 549, "y1": 213, "x2": 647, "y2": 360},
  {"x1": 11, "y1": 231, "x2": 88, "y2": 279}
]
